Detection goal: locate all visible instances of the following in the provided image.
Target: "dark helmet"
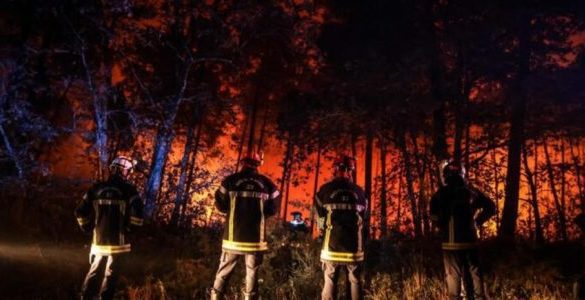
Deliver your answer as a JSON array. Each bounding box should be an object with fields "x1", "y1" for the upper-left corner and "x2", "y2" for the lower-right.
[
  {"x1": 440, "y1": 159, "x2": 466, "y2": 185},
  {"x1": 242, "y1": 151, "x2": 264, "y2": 168},
  {"x1": 334, "y1": 155, "x2": 356, "y2": 172}
]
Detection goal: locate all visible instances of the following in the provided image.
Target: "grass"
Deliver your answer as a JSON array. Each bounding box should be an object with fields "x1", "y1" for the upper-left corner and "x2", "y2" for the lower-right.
[{"x1": 0, "y1": 181, "x2": 583, "y2": 299}]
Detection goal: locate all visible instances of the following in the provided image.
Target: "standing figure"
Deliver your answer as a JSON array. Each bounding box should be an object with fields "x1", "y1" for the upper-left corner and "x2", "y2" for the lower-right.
[
  {"x1": 210, "y1": 152, "x2": 281, "y2": 300},
  {"x1": 430, "y1": 160, "x2": 496, "y2": 300},
  {"x1": 575, "y1": 213, "x2": 585, "y2": 300},
  {"x1": 75, "y1": 156, "x2": 144, "y2": 300},
  {"x1": 315, "y1": 155, "x2": 368, "y2": 300}
]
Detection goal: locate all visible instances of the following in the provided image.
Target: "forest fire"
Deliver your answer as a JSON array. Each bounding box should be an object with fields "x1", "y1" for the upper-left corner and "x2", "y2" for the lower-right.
[{"x1": 1, "y1": 0, "x2": 585, "y2": 299}]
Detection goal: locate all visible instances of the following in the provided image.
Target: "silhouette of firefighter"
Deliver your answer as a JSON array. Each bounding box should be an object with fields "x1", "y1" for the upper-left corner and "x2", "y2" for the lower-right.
[
  {"x1": 315, "y1": 155, "x2": 368, "y2": 300},
  {"x1": 210, "y1": 152, "x2": 281, "y2": 300},
  {"x1": 430, "y1": 160, "x2": 496, "y2": 300},
  {"x1": 575, "y1": 213, "x2": 585, "y2": 300},
  {"x1": 289, "y1": 211, "x2": 309, "y2": 236},
  {"x1": 74, "y1": 156, "x2": 144, "y2": 300}
]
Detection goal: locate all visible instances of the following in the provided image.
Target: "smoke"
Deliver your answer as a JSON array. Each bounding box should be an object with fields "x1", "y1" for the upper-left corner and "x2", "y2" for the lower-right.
[{"x1": 0, "y1": 243, "x2": 85, "y2": 265}]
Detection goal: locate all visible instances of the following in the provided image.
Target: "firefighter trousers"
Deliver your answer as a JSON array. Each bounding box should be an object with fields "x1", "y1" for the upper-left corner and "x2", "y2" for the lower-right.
[
  {"x1": 81, "y1": 254, "x2": 124, "y2": 300},
  {"x1": 321, "y1": 261, "x2": 363, "y2": 300},
  {"x1": 574, "y1": 274, "x2": 585, "y2": 300},
  {"x1": 443, "y1": 249, "x2": 485, "y2": 300},
  {"x1": 211, "y1": 251, "x2": 263, "y2": 299}
]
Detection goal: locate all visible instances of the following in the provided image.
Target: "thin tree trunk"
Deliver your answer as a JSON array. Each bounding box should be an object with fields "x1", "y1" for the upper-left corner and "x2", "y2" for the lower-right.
[
  {"x1": 180, "y1": 122, "x2": 203, "y2": 227},
  {"x1": 282, "y1": 145, "x2": 294, "y2": 220},
  {"x1": 522, "y1": 142, "x2": 544, "y2": 244},
  {"x1": 280, "y1": 136, "x2": 293, "y2": 218},
  {"x1": 310, "y1": 141, "x2": 322, "y2": 233},
  {"x1": 396, "y1": 171, "x2": 403, "y2": 230},
  {"x1": 380, "y1": 139, "x2": 388, "y2": 238},
  {"x1": 247, "y1": 93, "x2": 260, "y2": 157},
  {"x1": 569, "y1": 138, "x2": 585, "y2": 212},
  {"x1": 235, "y1": 113, "x2": 249, "y2": 172},
  {"x1": 398, "y1": 131, "x2": 421, "y2": 237},
  {"x1": 257, "y1": 107, "x2": 270, "y2": 152},
  {"x1": 171, "y1": 125, "x2": 195, "y2": 227},
  {"x1": 0, "y1": 122, "x2": 24, "y2": 179},
  {"x1": 351, "y1": 133, "x2": 358, "y2": 182},
  {"x1": 364, "y1": 131, "x2": 374, "y2": 240},
  {"x1": 543, "y1": 138, "x2": 568, "y2": 241},
  {"x1": 491, "y1": 148, "x2": 500, "y2": 230},
  {"x1": 411, "y1": 133, "x2": 430, "y2": 236}
]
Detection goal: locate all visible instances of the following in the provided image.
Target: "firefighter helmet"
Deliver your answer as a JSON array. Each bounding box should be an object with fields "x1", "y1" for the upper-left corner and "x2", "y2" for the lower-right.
[
  {"x1": 242, "y1": 151, "x2": 264, "y2": 168},
  {"x1": 110, "y1": 156, "x2": 135, "y2": 172},
  {"x1": 439, "y1": 159, "x2": 466, "y2": 185},
  {"x1": 334, "y1": 155, "x2": 356, "y2": 172}
]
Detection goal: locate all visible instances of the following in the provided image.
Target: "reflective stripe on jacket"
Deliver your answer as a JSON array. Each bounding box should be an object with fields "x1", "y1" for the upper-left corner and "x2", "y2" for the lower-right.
[
  {"x1": 215, "y1": 167, "x2": 280, "y2": 253},
  {"x1": 315, "y1": 177, "x2": 367, "y2": 263},
  {"x1": 75, "y1": 175, "x2": 144, "y2": 255},
  {"x1": 430, "y1": 182, "x2": 495, "y2": 250}
]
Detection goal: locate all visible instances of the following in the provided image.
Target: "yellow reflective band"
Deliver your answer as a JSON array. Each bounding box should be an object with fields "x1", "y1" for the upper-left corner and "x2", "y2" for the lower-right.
[
  {"x1": 323, "y1": 208, "x2": 332, "y2": 251},
  {"x1": 90, "y1": 244, "x2": 131, "y2": 255},
  {"x1": 441, "y1": 242, "x2": 477, "y2": 250},
  {"x1": 230, "y1": 191, "x2": 269, "y2": 199},
  {"x1": 77, "y1": 217, "x2": 90, "y2": 226},
  {"x1": 222, "y1": 240, "x2": 269, "y2": 252},
  {"x1": 130, "y1": 216, "x2": 143, "y2": 226},
  {"x1": 323, "y1": 203, "x2": 357, "y2": 210},
  {"x1": 96, "y1": 199, "x2": 126, "y2": 206},
  {"x1": 320, "y1": 250, "x2": 365, "y2": 262}
]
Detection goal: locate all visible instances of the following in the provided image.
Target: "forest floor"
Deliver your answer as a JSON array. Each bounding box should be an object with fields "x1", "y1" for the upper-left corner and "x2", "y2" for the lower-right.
[{"x1": 0, "y1": 181, "x2": 583, "y2": 299}]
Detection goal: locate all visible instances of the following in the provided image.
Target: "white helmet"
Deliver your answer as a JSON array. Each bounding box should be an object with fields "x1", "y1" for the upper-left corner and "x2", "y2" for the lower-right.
[{"x1": 110, "y1": 156, "x2": 135, "y2": 172}]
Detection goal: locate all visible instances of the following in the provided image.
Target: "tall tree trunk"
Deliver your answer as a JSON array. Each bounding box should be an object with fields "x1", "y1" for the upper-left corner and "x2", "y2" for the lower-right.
[
  {"x1": 180, "y1": 122, "x2": 203, "y2": 227},
  {"x1": 364, "y1": 131, "x2": 374, "y2": 240},
  {"x1": 235, "y1": 113, "x2": 249, "y2": 172},
  {"x1": 498, "y1": 14, "x2": 530, "y2": 241},
  {"x1": 170, "y1": 125, "x2": 195, "y2": 227},
  {"x1": 280, "y1": 136, "x2": 293, "y2": 218},
  {"x1": 0, "y1": 121, "x2": 24, "y2": 179},
  {"x1": 247, "y1": 93, "x2": 260, "y2": 157},
  {"x1": 351, "y1": 133, "x2": 358, "y2": 182},
  {"x1": 282, "y1": 146, "x2": 294, "y2": 220},
  {"x1": 569, "y1": 138, "x2": 585, "y2": 212},
  {"x1": 257, "y1": 107, "x2": 270, "y2": 152},
  {"x1": 379, "y1": 139, "x2": 388, "y2": 238},
  {"x1": 396, "y1": 171, "x2": 403, "y2": 230},
  {"x1": 491, "y1": 148, "x2": 500, "y2": 230},
  {"x1": 543, "y1": 138, "x2": 568, "y2": 241},
  {"x1": 398, "y1": 131, "x2": 422, "y2": 237},
  {"x1": 411, "y1": 133, "x2": 430, "y2": 236},
  {"x1": 522, "y1": 142, "x2": 544, "y2": 244},
  {"x1": 144, "y1": 128, "x2": 174, "y2": 219},
  {"x1": 310, "y1": 141, "x2": 322, "y2": 233}
]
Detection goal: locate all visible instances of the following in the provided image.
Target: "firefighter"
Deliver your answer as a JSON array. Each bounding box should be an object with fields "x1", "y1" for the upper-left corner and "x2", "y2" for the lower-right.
[
  {"x1": 315, "y1": 155, "x2": 368, "y2": 300},
  {"x1": 75, "y1": 156, "x2": 144, "y2": 300},
  {"x1": 430, "y1": 160, "x2": 496, "y2": 300},
  {"x1": 210, "y1": 152, "x2": 281, "y2": 300},
  {"x1": 575, "y1": 213, "x2": 585, "y2": 300}
]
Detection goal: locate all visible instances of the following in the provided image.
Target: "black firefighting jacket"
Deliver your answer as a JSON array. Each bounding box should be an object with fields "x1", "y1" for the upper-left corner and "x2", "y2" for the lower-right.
[
  {"x1": 75, "y1": 174, "x2": 144, "y2": 255},
  {"x1": 215, "y1": 167, "x2": 280, "y2": 253},
  {"x1": 430, "y1": 179, "x2": 496, "y2": 250},
  {"x1": 315, "y1": 177, "x2": 367, "y2": 263}
]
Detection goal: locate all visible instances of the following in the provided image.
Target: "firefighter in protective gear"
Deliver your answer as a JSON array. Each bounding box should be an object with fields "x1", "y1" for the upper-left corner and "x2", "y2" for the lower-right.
[
  {"x1": 315, "y1": 155, "x2": 368, "y2": 300},
  {"x1": 75, "y1": 156, "x2": 144, "y2": 300},
  {"x1": 574, "y1": 213, "x2": 585, "y2": 300},
  {"x1": 430, "y1": 160, "x2": 496, "y2": 300},
  {"x1": 210, "y1": 152, "x2": 281, "y2": 300}
]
